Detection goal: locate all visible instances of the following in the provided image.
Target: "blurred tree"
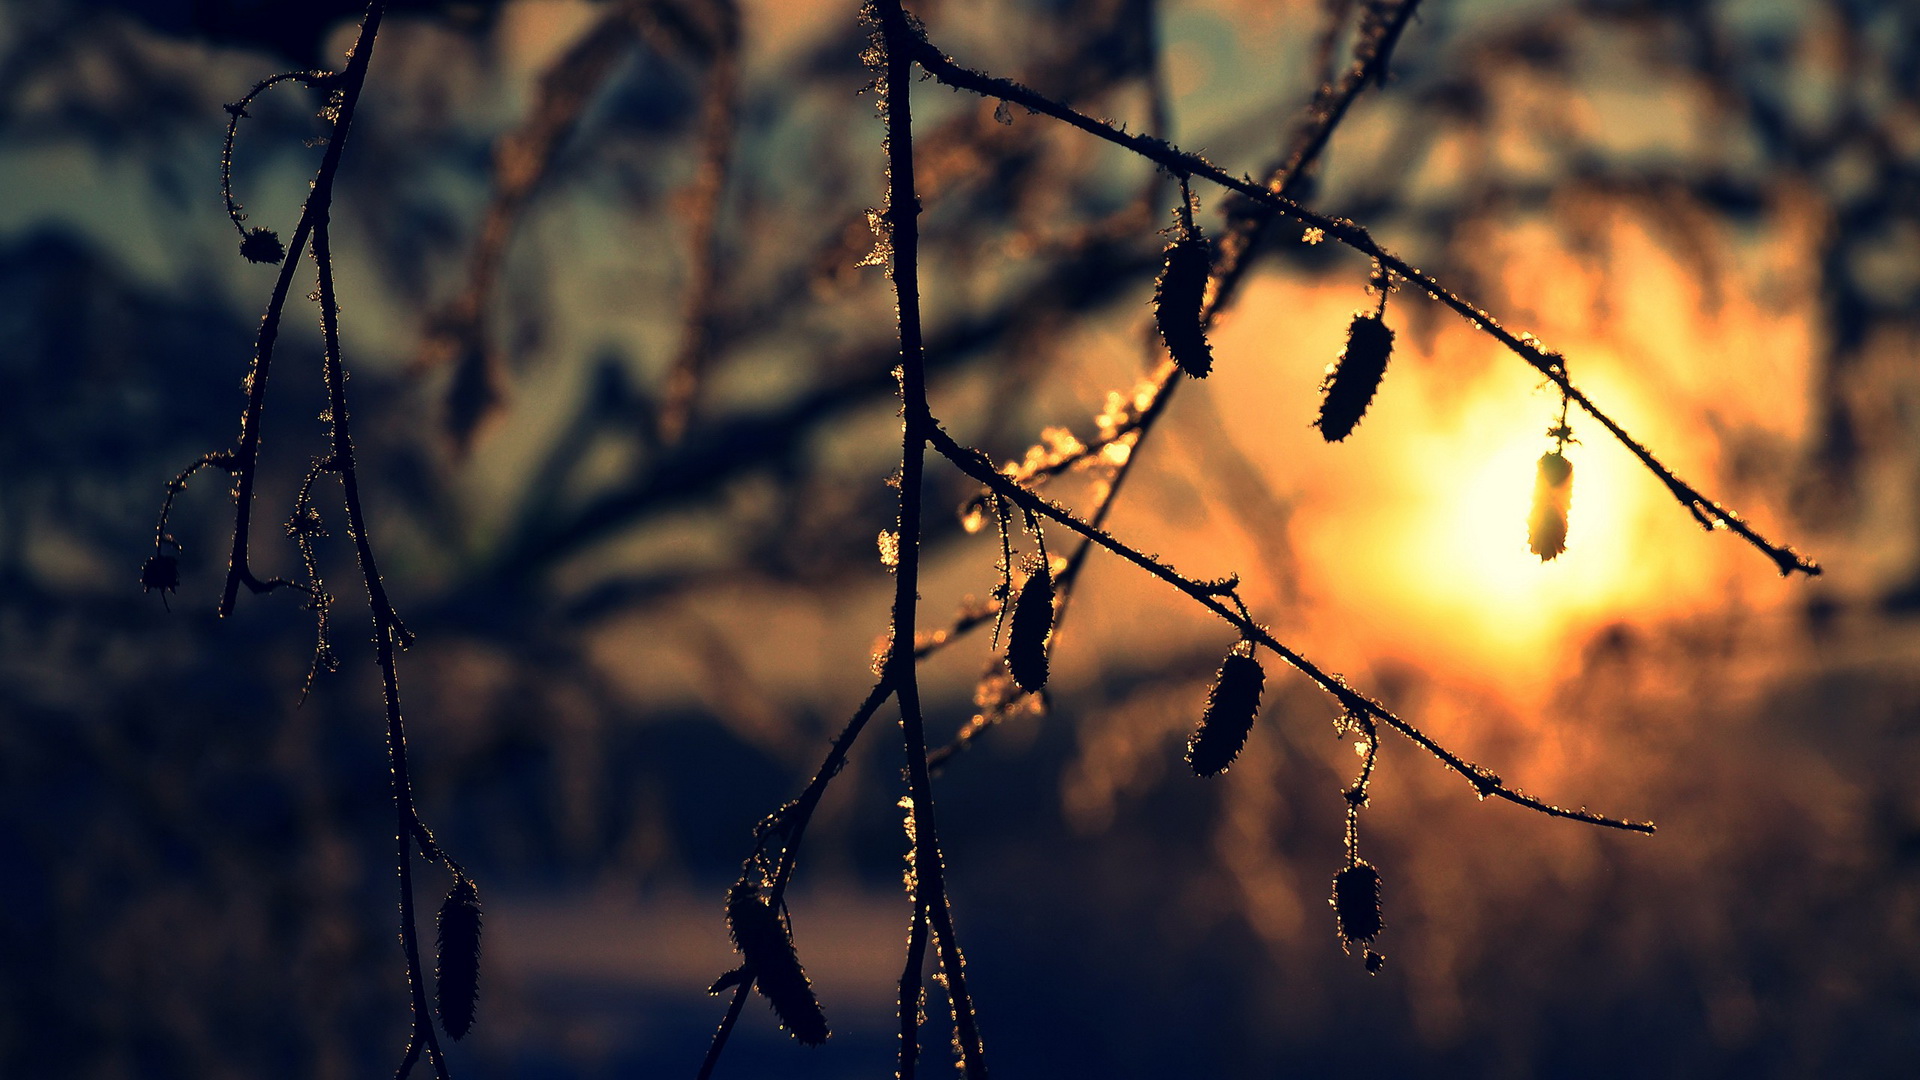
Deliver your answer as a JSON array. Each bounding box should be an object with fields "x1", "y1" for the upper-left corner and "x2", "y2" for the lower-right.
[{"x1": 1, "y1": 0, "x2": 1917, "y2": 1077}]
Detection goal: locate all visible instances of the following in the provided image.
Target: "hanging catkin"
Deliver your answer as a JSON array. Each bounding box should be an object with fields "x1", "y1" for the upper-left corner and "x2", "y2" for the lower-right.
[
  {"x1": 436, "y1": 875, "x2": 482, "y2": 1040},
  {"x1": 1332, "y1": 862, "x2": 1383, "y2": 945},
  {"x1": 1529, "y1": 450, "x2": 1573, "y2": 560},
  {"x1": 1316, "y1": 313, "x2": 1394, "y2": 441},
  {"x1": 726, "y1": 881, "x2": 829, "y2": 1045},
  {"x1": 1006, "y1": 559, "x2": 1054, "y2": 693},
  {"x1": 1187, "y1": 650, "x2": 1265, "y2": 777},
  {"x1": 1155, "y1": 237, "x2": 1214, "y2": 378}
]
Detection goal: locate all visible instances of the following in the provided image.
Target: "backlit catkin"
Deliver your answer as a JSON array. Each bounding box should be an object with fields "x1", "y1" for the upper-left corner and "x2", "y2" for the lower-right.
[
  {"x1": 1316, "y1": 313, "x2": 1393, "y2": 441},
  {"x1": 1332, "y1": 862, "x2": 1383, "y2": 945},
  {"x1": 1186, "y1": 650, "x2": 1265, "y2": 777},
  {"x1": 1529, "y1": 450, "x2": 1573, "y2": 560},
  {"x1": 436, "y1": 875, "x2": 482, "y2": 1040},
  {"x1": 726, "y1": 881, "x2": 829, "y2": 1045},
  {"x1": 1007, "y1": 560, "x2": 1055, "y2": 693}
]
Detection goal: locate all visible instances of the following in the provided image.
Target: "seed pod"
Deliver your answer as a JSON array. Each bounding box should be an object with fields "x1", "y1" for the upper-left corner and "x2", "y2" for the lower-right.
[
  {"x1": 727, "y1": 881, "x2": 829, "y2": 1045},
  {"x1": 1155, "y1": 237, "x2": 1214, "y2": 378},
  {"x1": 239, "y1": 226, "x2": 284, "y2": 265},
  {"x1": 1528, "y1": 451, "x2": 1573, "y2": 561},
  {"x1": 140, "y1": 554, "x2": 179, "y2": 595},
  {"x1": 1006, "y1": 560, "x2": 1054, "y2": 693},
  {"x1": 436, "y1": 875, "x2": 482, "y2": 1040},
  {"x1": 1186, "y1": 650, "x2": 1265, "y2": 777},
  {"x1": 1316, "y1": 313, "x2": 1394, "y2": 441},
  {"x1": 1332, "y1": 862, "x2": 1383, "y2": 945}
]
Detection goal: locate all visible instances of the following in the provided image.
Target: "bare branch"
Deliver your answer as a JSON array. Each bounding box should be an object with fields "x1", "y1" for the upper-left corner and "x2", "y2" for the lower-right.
[
  {"x1": 929, "y1": 425, "x2": 1655, "y2": 834},
  {"x1": 902, "y1": 27, "x2": 1819, "y2": 578}
]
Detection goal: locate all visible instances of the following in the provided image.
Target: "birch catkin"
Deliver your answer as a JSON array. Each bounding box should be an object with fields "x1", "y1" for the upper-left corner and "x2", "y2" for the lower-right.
[
  {"x1": 1187, "y1": 650, "x2": 1265, "y2": 777},
  {"x1": 1316, "y1": 313, "x2": 1394, "y2": 441},
  {"x1": 1154, "y1": 237, "x2": 1214, "y2": 378},
  {"x1": 1529, "y1": 450, "x2": 1573, "y2": 560},
  {"x1": 1332, "y1": 862, "x2": 1383, "y2": 945},
  {"x1": 726, "y1": 881, "x2": 829, "y2": 1045},
  {"x1": 1007, "y1": 559, "x2": 1054, "y2": 693},
  {"x1": 436, "y1": 875, "x2": 482, "y2": 1040}
]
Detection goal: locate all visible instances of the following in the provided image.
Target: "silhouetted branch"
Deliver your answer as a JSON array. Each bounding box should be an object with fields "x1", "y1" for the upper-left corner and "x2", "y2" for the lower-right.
[
  {"x1": 160, "y1": 4, "x2": 476, "y2": 1075},
  {"x1": 929, "y1": 425, "x2": 1655, "y2": 834},
  {"x1": 315, "y1": 209, "x2": 451, "y2": 1079},
  {"x1": 873, "y1": 2, "x2": 989, "y2": 1073},
  {"x1": 213, "y1": 3, "x2": 387, "y2": 618},
  {"x1": 930, "y1": 0, "x2": 1425, "y2": 763},
  {"x1": 902, "y1": 24, "x2": 1819, "y2": 578},
  {"x1": 695, "y1": 675, "x2": 895, "y2": 1078}
]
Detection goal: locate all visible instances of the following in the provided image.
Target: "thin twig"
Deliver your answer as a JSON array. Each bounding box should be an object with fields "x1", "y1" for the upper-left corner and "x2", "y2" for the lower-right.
[
  {"x1": 930, "y1": 425, "x2": 1654, "y2": 834},
  {"x1": 221, "y1": 68, "x2": 332, "y2": 242},
  {"x1": 315, "y1": 204, "x2": 448, "y2": 1076},
  {"x1": 875, "y1": 2, "x2": 990, "y2": 1075},
  {"x1": 217, "y1": 4, "x2": 390, "y2": 617},
  {"x1": 903, "y1": 26, "x2": 1818, "y2": 578},
  {"x1": 302, "y1": 6, "x2": 457, "y2": 1076},
  {"x1": 694, "y1": 981, "x2": 751, "y2": 1080},
  {"x1": 695, "y1": 676, "x2": 895, "y2": 1079},
  {"x1": 1342, "y1": 710, "x2": 1380, "y2": 865}
]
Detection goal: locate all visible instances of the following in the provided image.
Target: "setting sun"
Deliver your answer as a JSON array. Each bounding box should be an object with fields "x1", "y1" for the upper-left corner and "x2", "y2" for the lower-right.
[
  {"x1": 1376, "y1": 374, "x2": 1652, "y2": 661},
  {"x1": 1206, "y1": 280, "x2": 1772, "y2": 700}
]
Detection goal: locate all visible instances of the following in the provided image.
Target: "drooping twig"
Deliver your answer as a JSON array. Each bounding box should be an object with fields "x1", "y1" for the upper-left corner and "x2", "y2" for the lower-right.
[
  {"x1": 931, "y1": 1, "x2": 1429, "y2": 765},
  {"x1": 180, "y1": 3, "x2": 470, "y2": 1075},
  {"x1": 216, "y1": 3, "x2": 391, "y2": 618},
  {"x1": 315, "y1": 205, "x2": 450, "y2": 1078}
]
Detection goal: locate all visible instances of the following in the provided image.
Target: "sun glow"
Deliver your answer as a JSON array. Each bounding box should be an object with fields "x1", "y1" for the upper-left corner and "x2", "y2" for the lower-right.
[
  {"x1": 1378, "y1": 390, "x2": 1647, "y2": 656},
  {"x1": 1203, "y1": 279, "x2": 1762, "y2": 701},
  {"x1": 1293, "y1": 373, "x2": 1688, "y2": 697}
]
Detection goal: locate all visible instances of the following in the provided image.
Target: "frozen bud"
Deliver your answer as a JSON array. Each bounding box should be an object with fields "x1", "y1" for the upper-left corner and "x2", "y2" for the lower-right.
[{"x1": 140, "y1": 553, "x2": 179, "y2": 595}]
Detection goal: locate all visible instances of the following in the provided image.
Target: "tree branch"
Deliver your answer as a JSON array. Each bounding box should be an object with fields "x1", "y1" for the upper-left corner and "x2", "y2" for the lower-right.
[
  {"x1": 875, "y1": 2, "x2": 989, "y2": 1075},
  {"x1": 903, "y1": 26, "x2": 1819, "y2": 578},
  {"x1": 929, "y1": 424, "x2": 1655, "y2": 834}
]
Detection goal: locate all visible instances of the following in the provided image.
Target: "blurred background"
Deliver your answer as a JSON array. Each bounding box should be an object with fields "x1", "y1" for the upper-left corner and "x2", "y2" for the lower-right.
[{"x1": 2, "y1": 0, "x2": 1918, "y2": 1076}]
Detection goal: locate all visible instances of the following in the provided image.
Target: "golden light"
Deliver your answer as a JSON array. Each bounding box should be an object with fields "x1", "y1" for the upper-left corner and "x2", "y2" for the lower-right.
[
  {"x1": 1206, "y1": 275, "x2": 1764, "y2": 704},
  {"x1": 1288, "y1": 362, "x2": 1680, "y2": 696}
]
